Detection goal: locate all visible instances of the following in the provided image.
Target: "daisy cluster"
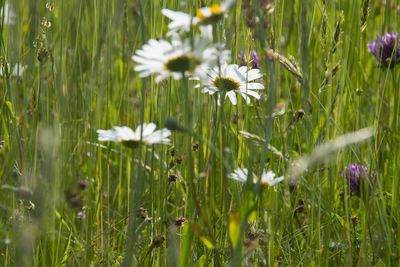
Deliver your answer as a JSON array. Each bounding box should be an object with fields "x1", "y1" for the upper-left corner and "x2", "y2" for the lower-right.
[
  {"x1": 132, "y1": 0, "x2": 265, "y2": 106},
  {"x1": 97, "y1": 0, "x2": 284, "y2": 187}
]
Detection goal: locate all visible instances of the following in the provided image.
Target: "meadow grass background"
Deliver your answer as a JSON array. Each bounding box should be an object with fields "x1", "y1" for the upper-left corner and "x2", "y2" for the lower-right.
[{"x1": 1, "y1": 0, "x2": 399, "y2": 266}]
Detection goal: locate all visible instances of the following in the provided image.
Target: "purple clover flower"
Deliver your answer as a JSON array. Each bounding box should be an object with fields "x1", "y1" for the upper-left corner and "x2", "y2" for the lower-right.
[
  {"x1": 251, "y1": 50, "x2": 260, "y2": 69},
  {"x1": 368, "y1": 32, "x2": 400, "y2": 68},
  {"x1": 342, "y1": 163, "x2": 370, "y2": 196},
  {"x1": 237, "y1": 50, "x2": 261, "y2": 69}
]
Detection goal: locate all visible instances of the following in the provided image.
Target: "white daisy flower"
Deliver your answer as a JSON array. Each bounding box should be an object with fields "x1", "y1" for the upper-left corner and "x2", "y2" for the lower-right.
[
  {"x1": 1, "y1": 2, "x2": 16, "y2": 25},
  {"x1": 97, "y1": 123, "x2": 171, "y2": 148},
  {"x1": 0, "y1": 63, "x2": 26, "y2": 78},
  {"x1": 132, "y1": 36, "x2": 230, "y2": 83},
  {"x1": 228, "y1": 168, "x2": 284, "y2": 187},
  {"x1": 11, "y1": 64, "x2": 26, "y2": 77},
  {"x1": 161, "y1": 0, "x2": 235, "y2": 33},
  {"x1": 199, "y1": 63, "x2": 264, "y2": 105}
]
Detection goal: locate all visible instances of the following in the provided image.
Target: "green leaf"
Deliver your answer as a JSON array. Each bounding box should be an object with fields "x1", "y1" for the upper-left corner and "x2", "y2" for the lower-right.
[
  {"x1": 5, "y1": 101, "x2": 15, "y2": 119},
  {"x1": 195, "y1": 255, "x2": 207, "y2": 267},
  {"x1": 192, "y1": 224, "x2": 214, "y2": 250},
  {"x1": 229, "y1": 211, "x2": 240, "y2": 249}
]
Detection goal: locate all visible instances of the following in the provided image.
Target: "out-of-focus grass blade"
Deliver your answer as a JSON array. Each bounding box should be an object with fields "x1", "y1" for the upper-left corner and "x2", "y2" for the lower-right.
[
  {"x1": 195, "y1": 255, "x2": 207, "y2": 267},
  {"x1": 191, "y1": 224, "x2": 215, "y2": 250},
  {"x1": 179, "y1": 224, "x2": 193, "y2": 267},
  {"x1": 287, "y1": 127, "x2": 373, "y2": 183},
  {"x1": 228, "y1": 211, "x2": 240, "y2": 249}
]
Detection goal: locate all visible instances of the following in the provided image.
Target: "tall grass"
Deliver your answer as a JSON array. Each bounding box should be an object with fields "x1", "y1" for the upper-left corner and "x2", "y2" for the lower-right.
[{"x1": 0, "y1": 0, "x2": 399, "y2": 266}]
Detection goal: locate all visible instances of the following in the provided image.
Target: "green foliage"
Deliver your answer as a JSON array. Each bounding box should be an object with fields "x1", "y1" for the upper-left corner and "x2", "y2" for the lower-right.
[{"x1": 0, "y1": 0, "x2": 399, "y2": 266}]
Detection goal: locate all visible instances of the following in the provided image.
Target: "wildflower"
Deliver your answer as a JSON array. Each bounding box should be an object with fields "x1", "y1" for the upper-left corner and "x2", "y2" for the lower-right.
[
  {"x1": 199, "y1": 63, "x2": 264, "y2": 105},
  {"x1": 0, "y1": 64, "x2": 26, "y2": 78},
  {"x1": 161, "y1": 0, "x2": 235, "y2": 33},
  {"x1": 342, "y1": 163, "x2": 371, "y2": 196},
  {"x1": 251, "y1": 50, "x2": 260, "y2": 69},
  {"x1": 132, "y1": 36, "x2": 229, "y2": 82},
  {"x1": 228, "y1": 168, "x2": 284, "y2": 187},
  {"x1": 97, "y1": 123, "x2": 171, "y2": 147},
  {"x1": 237, "y1": 50, "x2": 260, "y2": 69},
  {"x1": 368, "y1": 32, "x2": 400, "y2": 68},
  {"x1": 1, "y1": 2, "x2": 16, "y2": 25}
]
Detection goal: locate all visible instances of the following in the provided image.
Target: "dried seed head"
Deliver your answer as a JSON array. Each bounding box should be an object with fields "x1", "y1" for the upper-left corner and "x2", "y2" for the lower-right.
[
  {"x1": 46, "y1": 2, "x2": 54, "y2": 12},
  {"x1": 192, "y1": 143, "x2": 199, "y2": 151},
  {"x1": 168, "y1": 173, "x2": 178, "y2": 182},
  {"x1": 77, "y1": 180, "x2": 88, "y2": 191},
  {"x1": 37, "y1": 47, "x2": 49, "y2": 63},
  {"x1": 175, "y1": 155, "x2": 183, "y2": 164},
  {"x1": 151, "y1": 235, "x2": 165, "y2": 248},
  {"x1": 351, "y1": 215, "x2": 358, "y2": 226},
  {"x1": 169, "y1": 160, "x2": 176, "y2": 169},
  {"x1": 174, "y1": 217, "x2": 186, "y2": 227},
  {"x1": 294, "y1": 109, "x2": 305, "y2": 120},
  {"x1": 294, "y1": 199, "x2": 304, "y2": 214},
  {"x1": 41, "y1": 17, "x2": 52, "y2": 28},
  {"x1": 136, "y1": 207, "x2": 148, "y2": 219},
  {"x1": 77, "y1": 210, "x2": 86, "y2": 221}
]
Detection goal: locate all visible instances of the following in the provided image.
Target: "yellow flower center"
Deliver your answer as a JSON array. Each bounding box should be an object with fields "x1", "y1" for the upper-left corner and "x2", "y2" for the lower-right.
[
  {"x1": 210, "y1": 4, "x2": 223, "y2": 15},
  {"x1": 196, "y1": 9, "x2": 205, "y2": 20},
  {"x1": 253, "y1": 175, "x2": 270, "y2": 187},
  {"x1": 196, "y1": 4, "x2": 224, "y2": 24},
  {"x1": 212, "y1": 77, "x2": 240, "y2": 92}
]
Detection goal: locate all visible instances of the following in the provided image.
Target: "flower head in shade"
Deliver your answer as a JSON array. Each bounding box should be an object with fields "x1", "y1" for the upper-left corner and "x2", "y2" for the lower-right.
[
  {"x1": 132, "y1": 36, "x2": 230, "y2": 82},
  {"x1": 97, "y1": 123, "x2": 171, "y2": 148},
  {"x1": 199, "y1": 63, "x2": 264, "y2": 105},
  {"x1": 1, "y1": 2, "x2": 17, "y2": 25},
  {"x1": 228, "y1": 168, "x2": 284, "y2": 187},
  {"x1": 368, "y1": 32, "x2": 400, "y2": 68},
  {"x1": 342, "y1": 163, "x2": 372, "y2": 196},
  {"x1": 161, "y1": 0, "x2": 235, "y2": 33}
]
